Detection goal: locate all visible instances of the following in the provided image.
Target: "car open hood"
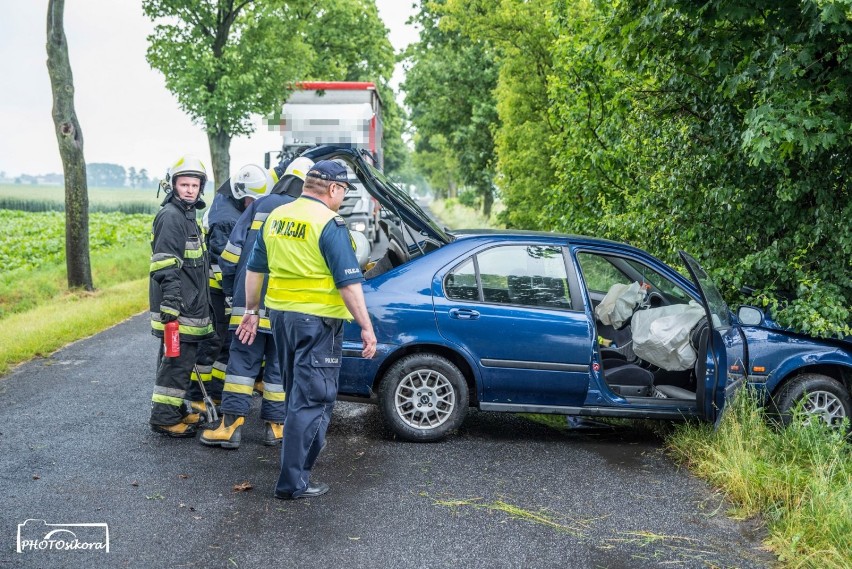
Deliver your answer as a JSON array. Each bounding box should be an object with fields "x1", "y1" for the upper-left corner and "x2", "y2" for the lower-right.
[{"x1": 301, "y1": 145, "x2": 452, "y2": 244}]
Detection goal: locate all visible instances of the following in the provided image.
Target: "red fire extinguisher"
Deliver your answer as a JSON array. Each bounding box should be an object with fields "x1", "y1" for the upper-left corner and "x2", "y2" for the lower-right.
[{"x1": 164, "y1": 320, "x2": 180, "y2": 357}]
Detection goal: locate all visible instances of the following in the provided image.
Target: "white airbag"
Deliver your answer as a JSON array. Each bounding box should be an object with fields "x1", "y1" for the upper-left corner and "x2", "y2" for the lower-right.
[
  {"x1": 631, "y1": 302, "x2": 705, "y2": 371},
  {"x1": 595, "y1": 282, "x2": 645, "y2": 329}
]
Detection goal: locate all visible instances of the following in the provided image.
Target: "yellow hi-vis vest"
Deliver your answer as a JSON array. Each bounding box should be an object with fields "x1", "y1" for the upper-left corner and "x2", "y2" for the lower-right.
[{"x1": 263, "y1": 197, "x2": 354, "y2": 320}]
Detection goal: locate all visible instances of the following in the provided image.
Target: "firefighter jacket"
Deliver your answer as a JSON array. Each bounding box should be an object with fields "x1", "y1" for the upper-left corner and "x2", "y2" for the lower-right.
[
  {"x1": 220, "y1": 176, "x2": 302, "y2": 333},
  {"x1": 149, "y1": 192, "x2": 214, "y2": 342},
  {"x1": 205, "y1": 183, "x2": 245, "y2": 291}
]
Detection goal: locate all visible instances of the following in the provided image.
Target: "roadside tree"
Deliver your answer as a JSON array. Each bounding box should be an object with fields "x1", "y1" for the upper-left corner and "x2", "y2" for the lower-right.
[
  {"x1": 403, "y1": 0, "x2": 499, "y2": 216},
  {"x1": 46, "y1": 0, "x2": 92, "y2": 290},
  {"x1": 144, "y1": 0, "x2": 404, "y2": 185}
]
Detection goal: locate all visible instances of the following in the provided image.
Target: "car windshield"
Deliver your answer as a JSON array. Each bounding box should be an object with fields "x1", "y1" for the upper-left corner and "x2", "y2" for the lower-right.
[
  {"x1": 363, "y1": 161, "x2": 451, "y2": 243},
  {"x1": 680, "y1": 252, "x2": 731, "y2": 329}
]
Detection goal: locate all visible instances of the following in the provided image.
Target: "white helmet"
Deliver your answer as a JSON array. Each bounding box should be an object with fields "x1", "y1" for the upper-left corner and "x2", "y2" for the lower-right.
[
  {"x1": 168, "y1": 155, "x2": 208, "y2": 191},
  {"x1": 284, "y1": 157, "x2": 314, "y2": 181},
  {"x1": 231, "y1": 164, "x2": 273, "y2": 200}
]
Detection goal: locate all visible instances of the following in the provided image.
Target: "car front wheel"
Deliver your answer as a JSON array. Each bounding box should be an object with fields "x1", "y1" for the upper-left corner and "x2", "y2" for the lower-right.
[
  {"x1": 772, "y1": 373, "x2": 851, "y2": 428},
  {"x1": 379, "y1": 353, "x2": 469, "y2": 442}
]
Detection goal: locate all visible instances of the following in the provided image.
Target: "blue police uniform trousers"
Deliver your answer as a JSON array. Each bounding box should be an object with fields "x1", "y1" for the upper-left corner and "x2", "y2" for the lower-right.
[
  {"x1": 220, "y1": 329, "x2": 286, "y2": 422},
  {"x1": 271, "y1": 310, "x2": 343, "y2": 498}
]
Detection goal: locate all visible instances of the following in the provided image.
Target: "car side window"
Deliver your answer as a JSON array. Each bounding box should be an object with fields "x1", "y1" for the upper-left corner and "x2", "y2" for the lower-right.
[
  {"x1": 445, "y1": 258, "x2": 480, "y2": 301},
  {"x1": 575, "y1": 252, "x2": 632, "y2": 293},
  {"x1": 576, "y1": 251, "x2": 692, "y2": 305},
  {"x1": 477, "y1": 245, "x2": 571, "y2": 309}
]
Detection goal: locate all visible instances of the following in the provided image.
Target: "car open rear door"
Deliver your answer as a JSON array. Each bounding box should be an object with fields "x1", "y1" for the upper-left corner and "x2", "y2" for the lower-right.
[{"x1": 680, "y1": 252, "x2": 742, "y2": 424}]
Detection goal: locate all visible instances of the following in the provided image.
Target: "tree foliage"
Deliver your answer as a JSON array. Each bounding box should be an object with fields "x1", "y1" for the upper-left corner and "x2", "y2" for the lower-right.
[
  {"x1": 144, "y1": 0, "x2": 404, "y2": 182},
  {"x1": 442, "y1": 0, "x2": 559, "y2": 225},
  {"x1": 299, "y1": 0, "x2": 406, "y2": 174},
  {"x1": 402, "y1": 0, "x2": 499, "y2": 214},
  {"x1": 547, "y1": 0, "x2": 852, "y2": 337},
  {"x1": 144, "y1": 0, "x2": 310, "y2": 185},
  {"x1": 416, "y1": 0, "x2": 851, "y2": 337}
]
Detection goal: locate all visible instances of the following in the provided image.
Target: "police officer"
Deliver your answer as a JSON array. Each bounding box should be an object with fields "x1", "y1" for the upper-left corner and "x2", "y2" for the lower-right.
[
  {"x1": 237, "y1": 160, "x2": 377, "y2": 498},
  {"x1": 192, "y1": 164, "x2": 275, "y2": 417},
  {"x1": 149, "y1": 155, "x2": 215, "y2": 437},
  {"x1": 200, "y1": 157, "x2": 314, "y2": 449}
]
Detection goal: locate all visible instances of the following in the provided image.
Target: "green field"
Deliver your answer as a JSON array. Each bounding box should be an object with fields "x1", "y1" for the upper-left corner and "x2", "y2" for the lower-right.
[
  {"x1": 0, "y1": 183, "x2": 167, "y2": 214},
  {"x1": 0, "y1": 208, "x2": 152, "y2": 373}
]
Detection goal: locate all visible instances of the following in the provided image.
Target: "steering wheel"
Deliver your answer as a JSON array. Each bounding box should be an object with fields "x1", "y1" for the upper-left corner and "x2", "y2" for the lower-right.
[{"x1": 647, "y1": 291, "x2": 665, "y2": 308}]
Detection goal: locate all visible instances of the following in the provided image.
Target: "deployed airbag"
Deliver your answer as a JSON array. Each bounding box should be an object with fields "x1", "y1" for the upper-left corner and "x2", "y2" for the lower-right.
[
  {"x1": 631, "y1": 302, "x2": 706, "y2": 371},
  {"x1": 595, "y1": 282, "x2": 645, "y2": 329}
]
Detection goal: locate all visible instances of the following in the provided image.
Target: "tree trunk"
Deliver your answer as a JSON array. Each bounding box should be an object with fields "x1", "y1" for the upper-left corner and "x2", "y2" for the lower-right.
[
  {"x1": 46, "y1": 0, "x2": 92, "y2": 291},
  {"x1": 481, "y1": 187, "x2": 494, "y2": 219},
  {"x1": 448, "y1": 179, "x2": 458, "y2": 199},
  {"x1": 207, "y1": 129, "x2": 231, "y2": 190}
]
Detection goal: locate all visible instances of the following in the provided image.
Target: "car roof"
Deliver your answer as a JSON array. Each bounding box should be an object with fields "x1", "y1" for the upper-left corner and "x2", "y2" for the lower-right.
[{"x1": 450, "y1": 229, "x2": 632, "y2": 249}]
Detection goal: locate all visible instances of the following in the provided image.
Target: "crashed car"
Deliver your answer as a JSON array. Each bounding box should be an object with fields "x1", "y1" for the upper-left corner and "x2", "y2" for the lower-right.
[{"x1": 301, "y1": 146, "x2": 852, "y2": 442}]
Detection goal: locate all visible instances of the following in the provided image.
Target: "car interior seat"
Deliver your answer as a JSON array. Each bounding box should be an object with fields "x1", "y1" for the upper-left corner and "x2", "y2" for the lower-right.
[
  {"x1": 653, "y1": 319, "x2": 708, "y2": 401},
  {"x1": 602, "y1": 357, "x2": 655, "y2": 397}
]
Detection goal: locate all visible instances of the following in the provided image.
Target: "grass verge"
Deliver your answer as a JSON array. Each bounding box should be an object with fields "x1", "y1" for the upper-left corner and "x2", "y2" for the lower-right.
[
  {"x1": 667, "y1": 389, "x2": 851, "y2": 568},
  {"x1": 0, "y1": 241, "x2": 149, "y2": 319},
  {"x1": 0, "y1": 278, "x2": 148, "y2": 376}
]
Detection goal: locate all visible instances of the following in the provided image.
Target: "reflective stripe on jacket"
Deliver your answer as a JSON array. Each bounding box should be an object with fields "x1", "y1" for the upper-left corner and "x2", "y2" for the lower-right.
[
  {"x1": 221, "y1": 179, "x2": 300, "y2": 332},
  {"x1": 149, "y1": 194, "x2": 214, "y2": 342}
]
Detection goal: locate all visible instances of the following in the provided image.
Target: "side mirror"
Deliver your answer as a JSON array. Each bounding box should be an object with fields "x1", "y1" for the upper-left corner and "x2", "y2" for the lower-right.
[{"x1": 737, "y1": 305, "x2": 764, "y2": 326}]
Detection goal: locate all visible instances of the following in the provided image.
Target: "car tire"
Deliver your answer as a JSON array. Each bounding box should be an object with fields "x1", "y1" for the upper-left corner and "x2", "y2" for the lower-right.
[
  {"x1": 379, "y1": 353, "x2": 469, "y2": 442},
  {"x1": 770, "y1": 373, "x2": 851, "y2": 428}
]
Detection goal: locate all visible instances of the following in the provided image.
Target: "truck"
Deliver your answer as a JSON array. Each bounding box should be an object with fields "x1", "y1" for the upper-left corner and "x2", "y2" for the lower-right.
[{"x1": 265, "y1": 82, "x2": 383, "y2": 242}]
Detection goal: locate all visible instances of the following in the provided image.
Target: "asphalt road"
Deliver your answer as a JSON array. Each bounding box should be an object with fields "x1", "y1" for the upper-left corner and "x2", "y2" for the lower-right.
[{"x1": 0, "y1": 315, "x2": 775, "y2": 569}]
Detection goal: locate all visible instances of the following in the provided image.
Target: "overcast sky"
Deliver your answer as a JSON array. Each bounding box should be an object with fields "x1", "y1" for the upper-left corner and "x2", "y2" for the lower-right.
[{"x1": 0, "y1": 1, "x2": 417, "y2": 180}]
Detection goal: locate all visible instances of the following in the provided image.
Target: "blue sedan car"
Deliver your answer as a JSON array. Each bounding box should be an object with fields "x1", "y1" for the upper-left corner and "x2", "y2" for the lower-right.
[{"x1": 303, "y1": 146, "x2": 852, "y2": 442}]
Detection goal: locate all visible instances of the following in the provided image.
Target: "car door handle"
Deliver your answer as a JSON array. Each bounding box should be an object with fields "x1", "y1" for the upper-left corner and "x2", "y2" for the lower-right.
[{"x1": 449, "y1": 308, "x2": 480, "y2": 320}]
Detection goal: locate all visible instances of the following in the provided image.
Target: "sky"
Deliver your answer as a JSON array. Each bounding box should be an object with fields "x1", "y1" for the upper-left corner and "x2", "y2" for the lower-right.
[{"x1": 0, "y1": 0, "x2": 418, "y2": 180}]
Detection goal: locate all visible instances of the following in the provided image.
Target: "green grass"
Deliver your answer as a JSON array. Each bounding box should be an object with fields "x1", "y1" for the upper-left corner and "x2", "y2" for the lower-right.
[
  {"x1": 0, "y1": 241, "x2": 149, "y2": 319},
  {"x1": 667, "y1": 389, "x2": 851, "y2": 568},
  {"x1": 0, "y1": 210, "x2": 151, "y2": 275},
  {"x1": 429, "y1": 198, "x2": 505, "y2": 230},
  {"x1": 0, "y1": 208, "x2": 152, "y2": 375},
  {"x1": 0, "y1": 278, "x2": 148, "y2": 376}
]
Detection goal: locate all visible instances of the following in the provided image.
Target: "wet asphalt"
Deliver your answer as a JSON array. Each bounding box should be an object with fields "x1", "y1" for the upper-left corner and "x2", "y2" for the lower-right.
[{"x1": 0, "y1": 314, "x2": 775, "y2": 569}]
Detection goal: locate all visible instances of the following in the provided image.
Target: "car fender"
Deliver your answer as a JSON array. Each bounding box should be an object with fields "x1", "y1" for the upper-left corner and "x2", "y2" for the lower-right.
[
  {"x1": 741, "y1": 326, "x2": 852, "y2": 394},
  {"x1": 371, "y1": 338, "x2": 485, "y2": 400},
  {"x1": 763, "y1": 348, "x2": 852, "y2": 394}
]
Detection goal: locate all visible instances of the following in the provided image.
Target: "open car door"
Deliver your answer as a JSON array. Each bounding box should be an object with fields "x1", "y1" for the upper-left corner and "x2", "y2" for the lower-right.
[{"x1": 679, "y1": 252, "x2": 741, "y2": 424}]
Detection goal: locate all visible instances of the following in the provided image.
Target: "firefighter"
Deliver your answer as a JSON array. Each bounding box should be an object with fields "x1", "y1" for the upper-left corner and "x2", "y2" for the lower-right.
[
  {"x1": 191, "y1": 164, "x2": 274, "y2": 416},
  {"x1": 149, "y1": 155, "x2": 215, "y2": 437},
  {"x1": 236, "y1": 159, "x2": 376, "y2": 499},
  {"x1": 200, "y1": 157, "x2": 314, "y2": 449}
]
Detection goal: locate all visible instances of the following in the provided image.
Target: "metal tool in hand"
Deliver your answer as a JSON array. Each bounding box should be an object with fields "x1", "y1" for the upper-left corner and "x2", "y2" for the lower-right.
[{"x1": 192, "y1": 365, "x2": 219, "y2": 424}]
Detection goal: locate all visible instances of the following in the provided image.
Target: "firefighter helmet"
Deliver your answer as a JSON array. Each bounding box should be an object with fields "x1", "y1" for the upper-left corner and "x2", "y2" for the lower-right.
[
  {"x1": 284, "y1": 157, "x2": 314, "y2": 181},
  {"x1": 168, "y1": 155, "x2": 208, "y2": 191},
  {"x1": 231, "y1": 164, "x2": 273, "y2": 201}
]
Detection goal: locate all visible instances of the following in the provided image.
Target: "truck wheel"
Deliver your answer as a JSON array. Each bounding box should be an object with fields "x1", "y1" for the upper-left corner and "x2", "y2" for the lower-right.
[
  {"x1": 771, "y1": 373, "x2": 851, "y2": 428},
  {"x1": 379, "y1": 354, "x2": 468, "y2": 441}
]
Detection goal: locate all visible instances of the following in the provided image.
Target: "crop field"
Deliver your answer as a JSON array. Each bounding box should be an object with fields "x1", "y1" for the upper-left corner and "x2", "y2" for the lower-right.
[
  {"x1": 0, "y1": 183, "x2": 165, "y2": 214},
  {"x1": 0, "y1": 210, "x2": 151, "y2": 273}
]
